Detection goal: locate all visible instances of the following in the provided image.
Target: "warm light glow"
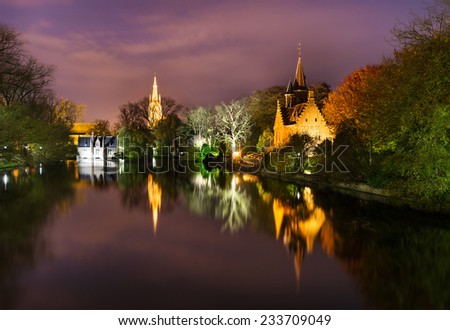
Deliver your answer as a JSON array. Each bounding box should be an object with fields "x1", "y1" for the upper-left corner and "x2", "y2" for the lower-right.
[
  {"x1": 272, "y1": 199, "x2": 285, "y2": 239},
  {"x1": 242, "y1": 174, "x2": 259, "y2": 183},
  {"x1": 12, "y1": 169, "x2": 19, "y2": 181},
  {"x1": 232, "y1": 151, "x2": 241, "y2": 159},
  {"x1": 271, "y1": 186, "x2": 330, "y2": 287},
  {"x1": 147, "y1": 174, "x2": 162, "y2": 234}
]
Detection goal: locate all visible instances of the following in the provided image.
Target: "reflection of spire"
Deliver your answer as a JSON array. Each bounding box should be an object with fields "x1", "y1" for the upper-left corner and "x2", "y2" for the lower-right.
[
  {"x1": 293, "y1": 241, "x2": 304, "y2": 290},
  {"x1": 147, "y1": 174, "x2": 162, "y2": 234},
  {"x1": 273, "y1": 199, "x2": 284, "y2": 239},
  {"x1": 272, "y1": 186, "x2": 327, "y2": 289}
]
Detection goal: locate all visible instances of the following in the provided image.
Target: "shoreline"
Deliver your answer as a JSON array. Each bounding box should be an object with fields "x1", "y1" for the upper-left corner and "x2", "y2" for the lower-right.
[{"x1": 256, "y1": 169, "x2": 448, "y2": 215}]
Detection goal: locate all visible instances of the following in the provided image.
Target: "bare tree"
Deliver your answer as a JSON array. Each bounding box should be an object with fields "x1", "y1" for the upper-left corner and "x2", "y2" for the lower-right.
[
  {"x1": 184, "y1": 106, "x2": 215, "y2": 147},
  {"x1": 215, "y1": 99, "x2": 252, "y2": 154},
  {"x1": 161, "y1": 96, "x2": 185, "y2": 117},
  {"x1": 93, "y1": 119, "x2": 111, "y2": 136},
  {"x1": 117, "y1": 101, "x2": 148, "y2": 130},
  {"x1": 0, "y1": 23, "x2": 54, "y2": 106}
]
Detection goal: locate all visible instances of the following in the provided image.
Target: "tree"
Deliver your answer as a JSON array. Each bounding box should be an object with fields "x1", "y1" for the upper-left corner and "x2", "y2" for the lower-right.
[
  {"x1": 310, "y1": 82, "x2": 331, "y2": 110},
  {"x1": 92, "y1": 119, "x2": 111, "y2": 136},
  {"x1": 161, "y1": 96, "x2": 185, "y2": 117},
  {"x1": 322, "y1": 65, "x2": 382, "y2": 133},
  {"x1": 117, "y1": 101, "x2": 148, "y2": 130},
  {"x1": 44, "y1": 97, "x2": 84, "y2": 126},
  {"x1": 365, "y1": 0, "x2": 450, "y2": 202},
  {"x1": 215, "y1": 99, "x2": 252, "y2": 155},
  {"x1": 0, "y1": 23, "x2": 76, "y2": 166},
  {"x1": 153, "y1": 113, "x2": 183, "y2": 155},
  {"x1": 247, "y1": 86, "x2": 284, "y2": 145},
  {"x1": 184, "y1": 106, "x2": 215, "y2": 147},
  {"x1": 0, "y1": 23, "x2": 54, "y2": 106},
  {"x1": 256, "y1": 128, "x2": 273, "y2": 152}
]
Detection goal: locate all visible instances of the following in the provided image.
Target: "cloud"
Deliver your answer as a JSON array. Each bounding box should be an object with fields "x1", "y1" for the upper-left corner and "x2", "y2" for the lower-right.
[
  {"x1": 0, "y1": 0, "x2": 71, "y2": 7},
  {"x1": 4, "y1": 0, "x2": 427, "y2": 122}
]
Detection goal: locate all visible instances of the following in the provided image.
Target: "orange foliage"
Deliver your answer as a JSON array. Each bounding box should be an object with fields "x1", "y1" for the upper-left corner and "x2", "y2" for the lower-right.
[{"x1": 322, "y1": 65, "x2": 382, "y2": 133}]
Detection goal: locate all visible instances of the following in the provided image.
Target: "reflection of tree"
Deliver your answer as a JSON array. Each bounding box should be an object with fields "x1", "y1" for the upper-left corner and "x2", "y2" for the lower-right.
[
  {"x1": 329, "y1": 209, "x2": 450, "y2": 309},
  {"x1": 185, "y1": 170, "x2": 252, "y2": 233},
  {"x1": 216, "y1": 176, "x2": 251, "y2": 233},
  {"x1": 116, "y1": 161, "x2": 149, "y2": 211},
  {"x1": 0, "y1": 164, "x2": 76, "y2": 308}
]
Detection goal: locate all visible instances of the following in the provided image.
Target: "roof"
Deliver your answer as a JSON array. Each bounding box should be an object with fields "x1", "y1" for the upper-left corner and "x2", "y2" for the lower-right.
[
  {"x1": 294, "y1": 54, "x2": 306, "y2": 89},
  {"x1": 77, "y1": 136, "x2": 118, "y2": 147},
  {"x1": 78, "y1": 136, "x2": 91, "y2": 147},
  {"x1": 71, "y1": 122, "x2": 95, "y2": 135}
]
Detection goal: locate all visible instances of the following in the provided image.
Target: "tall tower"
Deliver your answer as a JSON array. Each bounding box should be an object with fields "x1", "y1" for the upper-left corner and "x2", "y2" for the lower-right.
[
  {"x1": 148, "y1": 74, "x2": 162, "y2": 127},
  {"x1": 293, "y1": 44, "x2": 306, "y2": 89},
  {"x1": 284, "y1": 44, "x2": 308, "y2": 107}
]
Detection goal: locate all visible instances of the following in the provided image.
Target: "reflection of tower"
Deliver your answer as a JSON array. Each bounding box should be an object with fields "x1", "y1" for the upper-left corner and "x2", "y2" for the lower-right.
[
  {"x1": 147, "y1": 174, "x2": 162, "y2": 234},
  {"x1": 272, "y1": 187, "x2": 327, "y2": 288},
  {"x1": 148, "y1": 74, "x2": 162, "y2": 127}
]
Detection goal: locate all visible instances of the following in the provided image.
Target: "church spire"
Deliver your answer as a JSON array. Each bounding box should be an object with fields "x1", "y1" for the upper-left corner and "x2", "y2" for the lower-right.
[
  {"x1": 294, "y1": 43, "x2": 306, "y2": 89},
  {"x1": 151, "y1": 74, "x2": 159, "y2": 102},
  {"x1": 148, "y1": 74, "x2": 163, "y2": 127}
]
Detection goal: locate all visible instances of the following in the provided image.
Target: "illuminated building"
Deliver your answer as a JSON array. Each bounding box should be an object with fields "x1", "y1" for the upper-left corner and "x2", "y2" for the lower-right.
[
  {"x1": 273, "y1": 47, "x2": 333, "y2": 147},
  {"x1": 77, "y1": 134, "x2": 118, "y2": 160},
  {"x1": 148, "y1": 75, "x2": 162, "y2": 127}
]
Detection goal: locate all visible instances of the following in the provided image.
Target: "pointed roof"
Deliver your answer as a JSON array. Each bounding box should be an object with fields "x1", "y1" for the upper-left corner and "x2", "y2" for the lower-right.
[
  {"x1": 151, "y1": 74, "x2": 159, "y2": 103},
  {"x1": 286, "y1": 79, "x2": 293, "y2": 94},
  {"x1": 294, "y1": 44, "x2": 306, "y2": 89}
]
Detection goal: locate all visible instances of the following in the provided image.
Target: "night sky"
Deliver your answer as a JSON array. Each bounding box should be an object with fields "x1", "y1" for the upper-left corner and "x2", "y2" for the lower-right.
[{"x1": 1, "y1": 0, "x2": 428, "y2": 122}]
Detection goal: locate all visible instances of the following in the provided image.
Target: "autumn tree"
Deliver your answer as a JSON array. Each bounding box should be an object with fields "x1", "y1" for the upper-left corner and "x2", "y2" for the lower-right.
[{"x1": 322, "y1": 65, "x2": 382, "y2": 133}]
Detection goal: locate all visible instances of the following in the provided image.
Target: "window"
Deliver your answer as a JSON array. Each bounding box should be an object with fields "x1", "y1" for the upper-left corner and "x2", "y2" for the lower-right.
[
  {"x1": 305, "y1": 118, "x2": 308, "y2": 122},
  {"x1": 315, "y1": 118, "x2": 317, "y2": 122}
]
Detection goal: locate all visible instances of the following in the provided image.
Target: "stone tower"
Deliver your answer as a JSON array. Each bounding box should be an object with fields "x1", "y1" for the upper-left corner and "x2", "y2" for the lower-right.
[
  {"x1": 148, "y1": 75, "x2": 162, "y2": 127},
  {"x1": 273, "y1": 46, "x2": 333, "y2": 147}
]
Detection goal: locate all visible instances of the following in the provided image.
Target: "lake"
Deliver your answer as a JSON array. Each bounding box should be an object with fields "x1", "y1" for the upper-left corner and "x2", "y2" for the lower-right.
[{"x1": 0, "y1": 160, "x2": 449, "y2": 309}]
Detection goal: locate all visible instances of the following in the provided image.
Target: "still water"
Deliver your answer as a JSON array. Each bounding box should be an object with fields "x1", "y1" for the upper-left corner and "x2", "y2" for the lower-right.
[{"x1": 0, "y1": 161, "x2": 449, "y2": 309}]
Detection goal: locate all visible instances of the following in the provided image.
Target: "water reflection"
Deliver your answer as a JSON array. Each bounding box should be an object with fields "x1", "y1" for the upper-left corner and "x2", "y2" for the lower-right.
[
  {"x1": 1, "y1": 162, "x2": 449, "y2": 309},
  {"x1": 187, "y1": 170, "x2": 251, "y2": 232},
  {"x1": 147, "y1": 174, "x2": 162, "y2": 233},
  {"x1": 0, "y1": 164, "x2": 76, "y2": 308},
  {"x1": 263, "y1": 184, "x2": 331, "y2": 286}
]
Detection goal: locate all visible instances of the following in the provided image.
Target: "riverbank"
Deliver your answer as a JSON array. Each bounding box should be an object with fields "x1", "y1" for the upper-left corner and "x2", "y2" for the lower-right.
[{"x1": 256, "y1": 169, "x2": 449, "y2": 215}]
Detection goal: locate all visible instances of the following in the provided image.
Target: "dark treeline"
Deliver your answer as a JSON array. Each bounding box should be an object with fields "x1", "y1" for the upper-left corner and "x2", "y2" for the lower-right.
[
  {"x1": 0, "y1": 23, "x2": 83, "y2": 167},
  {"x1": 320, "y1": 0, "x2": 450, "y2": 211}
]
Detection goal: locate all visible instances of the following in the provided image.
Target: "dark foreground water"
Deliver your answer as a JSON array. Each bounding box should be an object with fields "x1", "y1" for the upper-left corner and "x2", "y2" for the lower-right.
[{"x1": 0, "y1": 161, "x2": 449, "y2": 309}]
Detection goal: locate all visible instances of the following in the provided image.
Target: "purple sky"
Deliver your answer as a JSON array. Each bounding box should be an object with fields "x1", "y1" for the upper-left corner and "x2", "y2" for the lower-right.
[{"x1": 0, "y1": 0, "x2": 428, "y2": 122}]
